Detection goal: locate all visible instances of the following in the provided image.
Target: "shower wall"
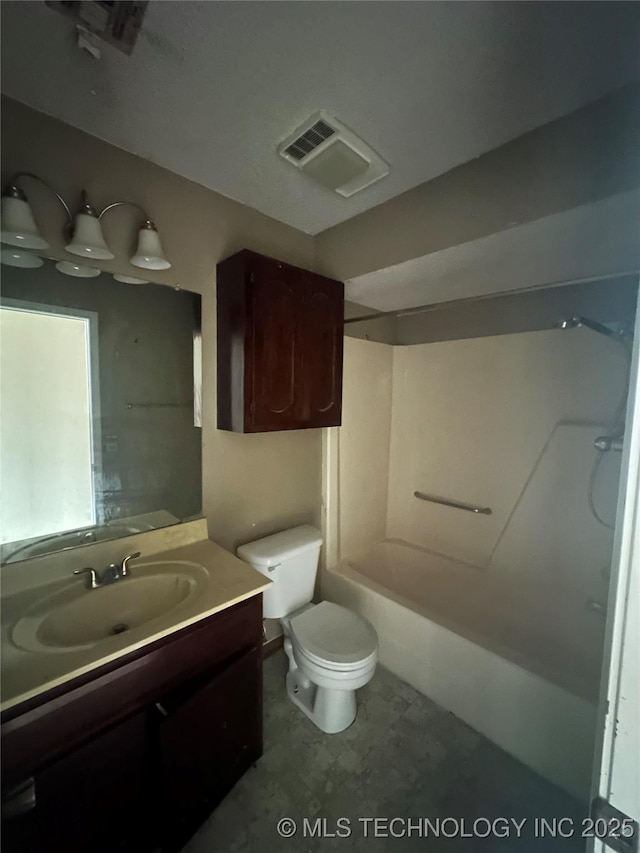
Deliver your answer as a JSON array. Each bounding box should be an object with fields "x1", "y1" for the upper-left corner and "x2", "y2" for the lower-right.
[
  {"x1": 338, "y1": 338, "x2": 393, "y2": 560},
  {"x1": 339, "y1": 329, "x2": 626, "y2": 600}
]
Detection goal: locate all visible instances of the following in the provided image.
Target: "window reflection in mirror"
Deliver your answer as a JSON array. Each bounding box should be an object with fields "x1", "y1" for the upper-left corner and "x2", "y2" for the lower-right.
[{"x1": 0, "y1": 259, "x2": 202, "y2": 565}]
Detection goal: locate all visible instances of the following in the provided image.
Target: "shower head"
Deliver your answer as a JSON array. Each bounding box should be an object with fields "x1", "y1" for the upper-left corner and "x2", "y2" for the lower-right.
[{"x1": 554, "y1": 316, "x2": 630, "y2": 343}]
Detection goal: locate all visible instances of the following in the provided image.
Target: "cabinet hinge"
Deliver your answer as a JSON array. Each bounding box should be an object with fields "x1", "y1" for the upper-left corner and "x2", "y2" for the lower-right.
[{"x1": 590, "y1": 797, "x2": 638, "y2": 852}]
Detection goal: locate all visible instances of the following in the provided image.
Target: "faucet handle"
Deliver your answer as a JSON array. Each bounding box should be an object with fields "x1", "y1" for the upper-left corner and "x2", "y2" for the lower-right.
[
  {"x1": 73, "y1": 567, "x2": 100, "y2": 589},
  {"x1": 120, "y1": 552, "x2": 141, "y2": 577}
]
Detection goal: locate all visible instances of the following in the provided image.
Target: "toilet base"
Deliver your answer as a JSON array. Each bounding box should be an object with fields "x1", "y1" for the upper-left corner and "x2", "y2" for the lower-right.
[{"x1": 283, "y1": 639, "x2": 357, "y2": 733}]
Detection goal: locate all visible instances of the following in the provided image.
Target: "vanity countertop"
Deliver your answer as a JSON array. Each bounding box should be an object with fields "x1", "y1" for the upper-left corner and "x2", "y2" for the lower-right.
[{"x1": 1, "y1": 533, "x2": 270, "y2": 715}]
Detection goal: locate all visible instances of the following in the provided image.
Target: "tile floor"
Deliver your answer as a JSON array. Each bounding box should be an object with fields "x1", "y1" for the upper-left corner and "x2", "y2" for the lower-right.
[{"x1": 183, "y1": 651, "x2": 587, "y2": 853}]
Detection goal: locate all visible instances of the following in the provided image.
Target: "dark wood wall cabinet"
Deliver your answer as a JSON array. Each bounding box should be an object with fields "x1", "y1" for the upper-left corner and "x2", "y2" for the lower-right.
[
  {"x1": 1, "y1": 595, "x2": 263, "y2": 853},
  {"x1": 217, "y1": 249, "x2": 344, "y2": 432}
]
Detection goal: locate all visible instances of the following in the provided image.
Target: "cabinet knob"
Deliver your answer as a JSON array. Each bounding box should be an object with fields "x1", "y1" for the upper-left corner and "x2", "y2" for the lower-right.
[{"x1": 154, "y1": 702, "x2": 169, "y2": 718}]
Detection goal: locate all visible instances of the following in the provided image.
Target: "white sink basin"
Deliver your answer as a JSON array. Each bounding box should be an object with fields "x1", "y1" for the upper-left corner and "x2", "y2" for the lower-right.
[{"x1": 12, "y1": 561, "x2": 208, "y2": 654}]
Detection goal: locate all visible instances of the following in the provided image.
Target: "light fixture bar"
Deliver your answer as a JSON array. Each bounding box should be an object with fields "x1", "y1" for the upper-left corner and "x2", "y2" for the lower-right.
[{"x1": 99, "y1": 200, "x2": 148, "y2": 219}]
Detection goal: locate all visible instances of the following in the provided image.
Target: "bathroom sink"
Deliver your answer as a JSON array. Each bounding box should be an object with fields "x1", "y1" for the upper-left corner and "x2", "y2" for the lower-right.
[{"x1": 12, "y1": 561, "x2": 208, "y2": 654}]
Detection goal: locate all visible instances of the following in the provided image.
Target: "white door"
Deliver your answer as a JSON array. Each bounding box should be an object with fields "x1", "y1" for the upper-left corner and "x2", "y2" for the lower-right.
[{"x1": 589, "y1": 297, "x2": 640, "y2": 853}]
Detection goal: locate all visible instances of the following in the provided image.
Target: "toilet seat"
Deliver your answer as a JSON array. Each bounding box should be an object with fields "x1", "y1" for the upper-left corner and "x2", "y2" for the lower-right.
[{"x1": 289, "y1": 601, "x2": 378, "y2": 670}]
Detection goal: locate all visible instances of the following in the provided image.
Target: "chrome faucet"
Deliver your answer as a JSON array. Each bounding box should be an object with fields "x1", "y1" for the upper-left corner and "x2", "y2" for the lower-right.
[
  {"x1": 73, "y1": 552, "x2": 141, "y2": 589},
  {"x1": 119, "y1": 551, "x2": 139, "y2": 577},
  {"x1": 73, "y1": 567, "x2": 101, "y2": 589}
]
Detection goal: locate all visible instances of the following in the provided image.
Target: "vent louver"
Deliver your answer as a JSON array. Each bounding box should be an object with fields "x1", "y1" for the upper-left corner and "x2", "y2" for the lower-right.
[
  {"x1": 284, "y1": 120, "x2": 336, "y2": 161},
  {"x1": 278, "y1": 111, "x2": 389, "y2": 197}
]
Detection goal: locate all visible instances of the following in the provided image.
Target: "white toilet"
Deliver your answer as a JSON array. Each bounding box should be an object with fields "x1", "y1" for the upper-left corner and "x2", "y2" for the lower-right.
[{"x1": 237, "y1": 525, "x2": 378, "y2": 733}]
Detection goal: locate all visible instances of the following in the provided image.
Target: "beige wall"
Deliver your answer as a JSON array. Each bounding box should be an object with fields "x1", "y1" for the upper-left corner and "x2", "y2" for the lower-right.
[
  {"x1": 1, "y1": 97, "x2": 321, "y2": 553},
  {"x1": 338, "y1": 338, "x2": 393, "y2": 560},
  {"x1": 316, "y1": 84, "x2": 640, "y2": 282},
  {"x1": 387, "y1": 331, "x2": 625, "y2": 580}
]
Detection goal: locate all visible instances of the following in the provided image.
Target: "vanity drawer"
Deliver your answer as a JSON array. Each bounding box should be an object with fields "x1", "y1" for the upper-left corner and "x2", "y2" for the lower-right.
[{"x1": 1, "y1": 594, "x2": 262, "y2": 784}]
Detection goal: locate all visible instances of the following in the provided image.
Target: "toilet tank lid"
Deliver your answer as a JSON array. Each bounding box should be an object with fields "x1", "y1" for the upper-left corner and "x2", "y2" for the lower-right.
[{"x1": 237, "y1": 525, "x2": 323, "y2": 568}]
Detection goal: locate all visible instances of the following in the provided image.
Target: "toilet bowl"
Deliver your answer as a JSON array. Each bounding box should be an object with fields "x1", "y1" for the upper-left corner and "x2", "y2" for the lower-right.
[
  {"x1": 282, "y1": 601, "x2": 378, "y2": 732},
  {"x1": 236, "y1": 526, "x2": 378, "y2": 733}
]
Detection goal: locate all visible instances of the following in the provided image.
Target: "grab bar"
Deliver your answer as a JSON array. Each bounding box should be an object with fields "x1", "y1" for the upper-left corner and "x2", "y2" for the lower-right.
[{"x1": 414, "y1": 491, "x2": 492, "y2": 515}]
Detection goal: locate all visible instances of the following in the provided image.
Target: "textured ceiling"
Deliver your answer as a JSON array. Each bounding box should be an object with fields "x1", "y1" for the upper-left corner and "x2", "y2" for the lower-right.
[{"x1": 2, "y1": 1, "x2": 639, "y2": 234}]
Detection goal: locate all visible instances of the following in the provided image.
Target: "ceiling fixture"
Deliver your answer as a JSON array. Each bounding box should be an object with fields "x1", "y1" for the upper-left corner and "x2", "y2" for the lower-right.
[
  {"x1": 45, "y1": 1, "x2": 149, "y2": 56},
  {"x1": 0, "y1": 173, "x2": 171, "y2": 272},
  {"x1": 278, "y1": 111, "x2": 389, "y2": 197}
]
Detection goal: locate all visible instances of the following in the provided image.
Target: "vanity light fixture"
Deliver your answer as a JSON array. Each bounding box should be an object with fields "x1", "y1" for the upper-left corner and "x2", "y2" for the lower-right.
[
  {"x1": 0, "y1": 247, "x2": 44, "y2": 268},
  {"x1": 1, "y1": 172, "x2": 171, "y2": 271},
  {"x1": 99, "y1": 201, "x2": 171, "y2": 271},
  {"x1": 1, "y1": 172, "x2": 72, "y2": 250},
  {"x1": 65, "y1": 191, "x2": 114, "y2": 260}
]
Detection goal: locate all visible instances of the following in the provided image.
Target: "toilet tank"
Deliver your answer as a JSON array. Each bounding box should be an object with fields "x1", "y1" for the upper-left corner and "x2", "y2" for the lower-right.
[{"x1": 237, "y1": 525, "x2": 323, "y2": 619}]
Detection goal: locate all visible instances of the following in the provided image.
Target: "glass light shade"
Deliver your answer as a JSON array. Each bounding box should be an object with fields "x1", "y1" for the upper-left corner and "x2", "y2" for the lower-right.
[
  {"x1": 55, "y1": 260, "x2": 101, "y2": 278},
  {"x1": 130, "y1": 225, "x2": 171, "y2": 270},
  {"x1": 1, "y1": 195, "x2": 49, "y2": 250},
  {"x1": 113, "y1": 273, "x2": 149, "y2": 284},
  {"x1": 0, "y1": 248, "x2": 44, "y2": 268},
  {"x1": 66, "y1": 213, "x2": 114, "y2": 260}
]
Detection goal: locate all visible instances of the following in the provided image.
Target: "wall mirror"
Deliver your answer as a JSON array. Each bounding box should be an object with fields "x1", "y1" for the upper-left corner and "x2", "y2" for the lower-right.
[{"x1": 0, "y1": 258, "x2": 202, "y2": 565}]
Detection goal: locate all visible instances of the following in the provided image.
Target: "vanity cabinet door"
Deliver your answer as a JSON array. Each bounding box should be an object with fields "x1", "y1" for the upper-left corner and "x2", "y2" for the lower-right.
[
  {"x1": 2, "y1": 711, "x2": 152, "y2": 853},
  {"x1": 155, "y1": 646, "x2": 261, "y2": 850}
]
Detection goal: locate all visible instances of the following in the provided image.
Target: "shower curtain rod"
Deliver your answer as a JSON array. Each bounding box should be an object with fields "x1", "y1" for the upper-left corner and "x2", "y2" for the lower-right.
[{"x1": 344, "y1": 269, "x2": 640, "y2": 325}]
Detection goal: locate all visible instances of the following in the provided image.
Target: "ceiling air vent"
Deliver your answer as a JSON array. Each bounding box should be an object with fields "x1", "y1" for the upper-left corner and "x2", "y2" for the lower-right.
[
  {"x1": 284, "y1": 120, "x2": 336, "y2": 161},
  {"x1": 46, "y1": 1, "x2": 148, "y2": 54},
  {"x1": 278, "y1": 111, "x2": 389, "y2": 197}
]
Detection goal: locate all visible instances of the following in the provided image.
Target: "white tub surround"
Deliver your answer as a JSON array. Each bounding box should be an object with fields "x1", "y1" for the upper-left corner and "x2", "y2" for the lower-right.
[{"x1": 321, "y1": 540, "x2": 600, "y2": 801}]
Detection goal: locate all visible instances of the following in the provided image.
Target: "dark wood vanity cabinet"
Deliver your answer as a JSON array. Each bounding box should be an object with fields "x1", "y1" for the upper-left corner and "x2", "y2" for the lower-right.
[
  {"x1": 2, "y1": 711, "x2": 150, "y2": 853},
  {"x1": 217, "y1": 249, "x2": 344, "y2": 432},
  {"x1": 1, "y1": 595, "x2": 263, "y2": 853}
]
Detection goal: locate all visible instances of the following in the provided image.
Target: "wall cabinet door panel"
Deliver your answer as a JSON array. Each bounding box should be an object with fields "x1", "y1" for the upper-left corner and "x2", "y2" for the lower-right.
[
  {"x1": 248, "y1": 266, "x2": 301, "y2": 430},
  {"x1": 303, "y1": 276, "x2": 344, "y2": 426},
  {"x1": 217, "y1": 250, "x2": 344, "y2": 432}
]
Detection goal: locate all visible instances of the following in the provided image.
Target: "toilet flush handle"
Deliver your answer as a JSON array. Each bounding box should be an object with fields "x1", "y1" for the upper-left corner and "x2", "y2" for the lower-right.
[{"x1": 268, "y1": 563, "x2": 281, "y2": 574}]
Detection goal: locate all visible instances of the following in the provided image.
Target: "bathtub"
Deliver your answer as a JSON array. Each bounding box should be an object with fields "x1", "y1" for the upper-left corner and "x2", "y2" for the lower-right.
[{"x1": 321, "y1": 538, "x2": 602, "y2": 801}]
